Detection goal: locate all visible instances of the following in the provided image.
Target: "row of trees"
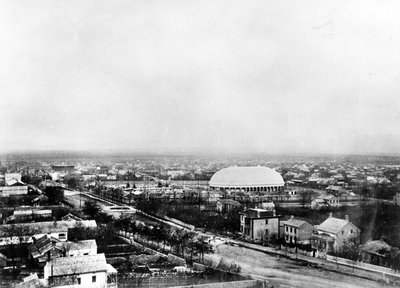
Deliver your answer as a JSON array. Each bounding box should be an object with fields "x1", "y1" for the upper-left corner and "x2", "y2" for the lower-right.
[{"x1": 80, "y1": 201, "x2": 214, "y2": 262}]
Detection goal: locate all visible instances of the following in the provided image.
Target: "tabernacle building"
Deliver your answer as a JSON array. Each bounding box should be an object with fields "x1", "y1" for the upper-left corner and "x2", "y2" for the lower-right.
[{"x1": 209, "y1": 166, "x2": 284, "y2": 193}]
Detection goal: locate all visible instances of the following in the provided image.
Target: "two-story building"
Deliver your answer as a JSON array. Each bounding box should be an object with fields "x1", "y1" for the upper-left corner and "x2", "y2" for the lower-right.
[
  {"x1": 311, "y1": 213, "x2": 360, "y2": 256},
  {"x1": 283, "y1": 216, "x2": 315, "y2": 245},
  {"x1": 239, "y1": 208, "x2": 281, "y2": 242}
]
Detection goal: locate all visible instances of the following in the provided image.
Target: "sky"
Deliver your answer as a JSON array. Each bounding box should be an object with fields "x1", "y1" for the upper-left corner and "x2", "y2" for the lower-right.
[{"x1": 0, "y1": 0, "x2": 400, "y2": 155}]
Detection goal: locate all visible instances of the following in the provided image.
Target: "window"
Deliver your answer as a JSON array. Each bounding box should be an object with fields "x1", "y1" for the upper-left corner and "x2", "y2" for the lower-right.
[
  {"x1": 265, "y1": 219, "x2": 269, "y2": 225},
  {"x1": 342, "y1": 231, "x2": 344, "y2": 235},
  {"x1": 285, "y1": 226, "x2": 288, "y2": 232},
  {"x1": 58, "y1": 233, "x2": 66, "y2": 240},
  {"x1": 92, "y1": 275, "x2": 96, "y2": 283},
  {"x1": 351, "y1": 230, "x2": 353, "y2": 234},
  {"x1": 290, "y1": 227, "x2": 292, "y2": 233},
  {"x1": 77, "y1": 278, "x2": 81, "y2": 285}
]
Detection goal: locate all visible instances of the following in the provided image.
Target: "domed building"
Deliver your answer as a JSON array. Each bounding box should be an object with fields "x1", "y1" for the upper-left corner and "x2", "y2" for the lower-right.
[{"x1": 209, "y1": 166, "x2": 284, "y2": 192}]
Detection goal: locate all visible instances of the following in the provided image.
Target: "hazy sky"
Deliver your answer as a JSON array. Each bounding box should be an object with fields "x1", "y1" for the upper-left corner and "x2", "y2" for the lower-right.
[{"x1": 1, "y1": 0, "x2": 400, "y2": 155}]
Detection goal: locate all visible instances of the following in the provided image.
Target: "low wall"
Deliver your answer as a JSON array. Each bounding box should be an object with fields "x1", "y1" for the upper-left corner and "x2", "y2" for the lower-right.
[
  {"x1": 326, "y1": 255, "x2": 400, "y2": 278},
  {"x1": 164, "y1": 216, "x2": 195, "y2": 231},
  {"x1": 174, "y1": 280, "x2": 263, "y2": 288},
  {"x1": 280, "y1": 245, "x2": 313, "y2": 257}
]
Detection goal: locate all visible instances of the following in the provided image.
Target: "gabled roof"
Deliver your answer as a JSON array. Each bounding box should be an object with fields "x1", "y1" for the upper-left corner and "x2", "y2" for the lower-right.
[
  {"x1": 28, "y1": 235, "x2": 62, "y2": 259},
  {"x1": 317, "y1": 217, "x2": 358, "y2": 235},
  {"x1": 321, "y1": 195, "x2": 338, "y2": 200},
  {"x1": 6, "y1": 178, "x2": 26, "y2": 186},
  {"x1": 46, "y1": 253, "x2": 108, "y2": 277},
  {"x1": 61, "y1": 213, "x2": 83, "y2": 221}
]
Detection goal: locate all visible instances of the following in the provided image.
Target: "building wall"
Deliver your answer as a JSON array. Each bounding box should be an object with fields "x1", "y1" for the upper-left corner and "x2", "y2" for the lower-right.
[
  {"x1": 251, "y1": 218, "x2": 279, "y2": 241},
  {"x1": 334, "y1": 223, "x2": 359, "y2": 252},
  {"x1": 68, "y1": 247, "x2": 97, "y2": 257},
  {"x1": 0, "y1": 186, "x2": 28, "y2": 196},
  {"x1": 45, "y1": 271, "x2": 107, "y2": 288},
  {"x1": 284, "y1": 223, "x2": 314, "y2": 244}
]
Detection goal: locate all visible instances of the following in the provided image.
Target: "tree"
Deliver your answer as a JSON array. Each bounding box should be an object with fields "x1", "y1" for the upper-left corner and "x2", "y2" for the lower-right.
[
  {"x1": 82, "y1": 200, "x2": 101, "y2": 218},
  {"x1": 299, "y1": 189, "x2": 316, "y2": 208},
  {"x1": 115, "y1": 215, "x2": 133, "y2": 237},
  {"x1": 339, "y1": 235, "x2": 360, "y2": 262},
  {"x1": 64, "y1": 176, "x2": 81, "y2": 190},
  {"x1": 45, "y1": 186, "x2": 64, "y2": 205},
  {"x1": 193, "y1": 239, "x2": 214, "y2": 263}
]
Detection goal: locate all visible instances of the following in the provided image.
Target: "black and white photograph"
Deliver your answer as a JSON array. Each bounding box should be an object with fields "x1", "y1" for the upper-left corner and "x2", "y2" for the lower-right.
[{"x1": 1, "y1": 0, "x2": 400, "y2": 287}]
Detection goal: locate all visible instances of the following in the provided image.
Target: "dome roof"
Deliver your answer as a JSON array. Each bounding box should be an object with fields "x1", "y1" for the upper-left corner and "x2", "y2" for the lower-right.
[{"x1": 209, "y1": 166, "x2": 284, "y2": 188}]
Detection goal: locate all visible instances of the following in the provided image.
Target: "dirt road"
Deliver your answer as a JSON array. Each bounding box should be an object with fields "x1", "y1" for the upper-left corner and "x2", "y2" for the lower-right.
[{"x1": 207, "y1": 241, "x2": 394, "y2": 288}]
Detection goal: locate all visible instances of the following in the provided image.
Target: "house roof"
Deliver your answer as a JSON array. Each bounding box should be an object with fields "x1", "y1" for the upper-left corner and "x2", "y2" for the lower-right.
[
  {"x1": 28, "y1": 235, "x2": 54, "y2": 258},
  {"x1": 240, "y1": 208, "x2": 275, "y2": 218},
  {"x1": 46, "y1": 253, "x2": 108, "y2": 276},
  {"x1": 321, "y1": 195, "x2": 337, "y2": 200},
  {"x1": 58, "y1": 239, "x2": 97, "y2": 252},
  {"x1": 317, "y1": 217, "x2": 358, "y2": 235},
  {"x1": 284, "y1": 218, "x2": 308, "y2": 228},
  {"x1": 61, "y1": 213, "x2": 83, "y2": 221},
  {"x1": 6, "y1": 178, "x2": 26, "y2": 186}
]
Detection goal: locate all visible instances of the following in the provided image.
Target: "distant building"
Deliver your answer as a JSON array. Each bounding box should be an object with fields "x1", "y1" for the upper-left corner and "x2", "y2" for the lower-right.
[
  {"x1": 239, "y1": 207, "x2": 280, "y2": 242},
  {"x1": 311, "y1": 195, "x2": 339, "y2": 210},
  {"x1": 283, "y1": 216, "x2": 315, "y2": 245},
  {"x1": 44, "y1": 253, "x2": 117, "y2": 288},
  {"x1": 5, "y1": 209, "x2": 52, "y2": 223},
  {"x1": 0, "y1": 176, "x2": 28, "y2": 197},
  {"x1": 216, "y1": 199, "x2": 241, "y2": 213},
  {"x1": 52, "y1": 165, "x2": 75, "y2": 173},
  {"x1": 5, "y1": 173, "x2": 22, "y2": 182},
  {"x1": 209, "y1": 166, "x2": 284, "y2": 193},
  {"x1": 311, "y1": 213, "x2": 360, "y2": 255},
  {"x1": 0, "y1": 220, "x2": 97, "y2": 246}
]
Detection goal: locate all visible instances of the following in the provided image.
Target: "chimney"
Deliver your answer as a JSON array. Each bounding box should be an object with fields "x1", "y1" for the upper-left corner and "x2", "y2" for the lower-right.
[
  {"x1": 290, "y1": 215, "x2": 294, "y2": 219},
  {"x1": 345, "y1": 215, "x2": 349, "y2": 222},
  {"x1": 328, "y1": 212, "x2": 333, "y2": 218}
]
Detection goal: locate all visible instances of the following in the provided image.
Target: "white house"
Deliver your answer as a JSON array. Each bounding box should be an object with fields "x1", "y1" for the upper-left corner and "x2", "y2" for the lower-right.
[{"x1": 44, "y1": 253, "x2": 117, "y2": 288}]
